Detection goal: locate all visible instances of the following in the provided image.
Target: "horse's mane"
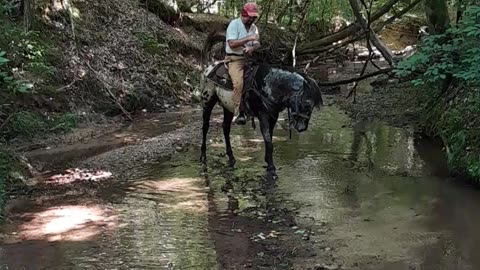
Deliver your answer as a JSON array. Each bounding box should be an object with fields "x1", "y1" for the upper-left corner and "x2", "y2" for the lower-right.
[
  {"x1": 252, "y1": 60, "x2": 324, "y2": 108},
  {"x1": 305, "y1": 76, "x2": 324, "y2": 107}
]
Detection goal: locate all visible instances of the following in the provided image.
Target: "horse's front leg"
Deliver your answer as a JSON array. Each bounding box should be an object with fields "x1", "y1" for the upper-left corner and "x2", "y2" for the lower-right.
[
  {"x1": 200, "y1": 98, "x2": 217, "y2": 165},
  {"x1": 222, "y1": 107, "x2": 235, "y2": 167},
  {"x1": 259, "y1": 113, "x2": 277, "y2": 173}
]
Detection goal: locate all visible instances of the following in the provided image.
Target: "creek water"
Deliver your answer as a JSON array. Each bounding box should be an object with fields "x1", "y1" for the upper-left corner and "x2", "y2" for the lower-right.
[{"x1": 1, "y1": 98, "x2": 480, "y2": 270}]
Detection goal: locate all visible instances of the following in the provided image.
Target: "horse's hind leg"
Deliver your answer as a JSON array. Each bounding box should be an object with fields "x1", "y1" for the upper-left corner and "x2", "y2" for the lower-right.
[
  {"x1": 222, "y1": 107, "x2": 235, "y2": 168},
  {"x1": 200, "y1": 98, "x2": 217, "y2": 165}
]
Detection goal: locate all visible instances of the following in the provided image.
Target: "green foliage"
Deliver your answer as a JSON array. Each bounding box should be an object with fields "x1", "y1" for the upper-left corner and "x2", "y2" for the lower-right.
[
  {"x1": 135, "y1": 32, "x2": 169, "y2": 55},
  {"x1": 394, "y1": 5, "x2": 480, "y2": 181},
  {"x1": 0, "y1": 14, "x2": 69, "y2": 142},
  {"x1": 304, "y1": 0, "x2": 352, "y2": 35},
  {"x1": 0, "y1": 148, "x2": 21, "y2": 219},
  {"x1": 0, "y1": 49, "x2": 33, "y2": 95},
  {"x1": 50, "y1": 113, "x2": 79, "y2": 132},
  {"x1": 0, "y1": 0, "x2": 16, "y2": 16},
  {"x1": 2, "y1": 111, "x2": 79, "y2": 139},
  {"x1": 0, "y1": 50, "x2": 12, "y2": 83},
  {"x1": 394, "y1": 5, "x2": 480, "y2": 86},
  {"x1": 0, "y1": 17, "x2": 56, "y2": 95},
  {"x1": 11, "y1": 111, "x2": 46, "y2": 136},
  {"x1": 432, "y1": 88, "x2": 480, "y2": 179}
]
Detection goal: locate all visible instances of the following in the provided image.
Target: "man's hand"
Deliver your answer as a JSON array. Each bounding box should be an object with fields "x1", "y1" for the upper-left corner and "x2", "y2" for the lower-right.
[
  {"x1": 243, "y1": 46, "x2": 255, "y2": 56},
  {"x1": 228, "y1": 34, "x2": 258, "y2": 49},
  {"x1": 248, "y1": 34, "x2": 259, "y2": 42}
]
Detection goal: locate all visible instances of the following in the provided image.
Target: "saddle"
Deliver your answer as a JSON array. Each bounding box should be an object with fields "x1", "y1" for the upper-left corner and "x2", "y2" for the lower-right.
[{"x1": 205, "y1": 61, "x2": 258, "y2": 92}]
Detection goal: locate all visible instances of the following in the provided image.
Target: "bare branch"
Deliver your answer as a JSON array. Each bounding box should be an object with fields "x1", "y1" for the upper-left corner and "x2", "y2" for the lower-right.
[
  {"x1": 297, "y1": 0, "x2": 400, "y2": 55},
  {"x1": 86, "y1": 62, "x2": 133, "y2": 121},
  {"x1": 373, "y1": 0, "x2": 423, "y2": 32},
  {"x1": 316, "y1": 68, "x2": 393, "y2": 87},
  {"x1": 292, "y1": 0, "x2": 310, "y2": 67}
]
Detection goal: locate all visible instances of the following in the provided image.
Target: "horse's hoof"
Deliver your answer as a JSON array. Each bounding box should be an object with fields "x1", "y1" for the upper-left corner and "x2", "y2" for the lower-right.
[
  {"x1": 200, "y1": 155, "x2": 207, "y2": 165},
  {"x1": 266, "y1": 169, "x2": 278, "y2": 180}
]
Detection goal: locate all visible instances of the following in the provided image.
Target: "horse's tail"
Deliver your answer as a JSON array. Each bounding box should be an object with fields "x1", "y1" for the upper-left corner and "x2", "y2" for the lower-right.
[{"x1": 202, "y1": 21, "x2": 229, "y2": 67}]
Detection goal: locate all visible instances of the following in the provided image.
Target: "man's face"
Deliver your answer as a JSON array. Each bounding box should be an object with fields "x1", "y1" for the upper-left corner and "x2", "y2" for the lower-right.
[{"x1": 242, "y1": 15, "x2": 257, "y2": 26}]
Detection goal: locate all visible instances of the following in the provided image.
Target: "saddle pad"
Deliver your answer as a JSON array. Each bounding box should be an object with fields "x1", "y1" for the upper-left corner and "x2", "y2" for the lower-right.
[
  {"x1": 207, "y1": 62, "x2": 233, "y2": 90},
  {"x1": 205, "y1": 61, "x2": 257, "y2": 92}
]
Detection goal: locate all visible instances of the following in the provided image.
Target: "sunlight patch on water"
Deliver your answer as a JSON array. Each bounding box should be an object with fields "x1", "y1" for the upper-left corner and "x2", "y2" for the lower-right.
[
  {"x1": 45, "y1": 168, "x2": 112, "y2": 185},
  {"x1": 127, "y1": 177, "x2": 209, "y2": 213},
  {"x1": 8, "y1": 205, "x2": 117, "y2": 242}
]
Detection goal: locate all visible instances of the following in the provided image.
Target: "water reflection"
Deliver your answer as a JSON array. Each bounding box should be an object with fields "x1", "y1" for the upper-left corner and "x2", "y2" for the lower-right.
[
  {"x1": 267, "y1": 105, "x2": 480, "y2": 269},
  {"x1": 1, "y1": 166, "x2": 217, "y2": 269},
  {"x1": 3, "y1": 103, "x2": 480, "y2": 270}
]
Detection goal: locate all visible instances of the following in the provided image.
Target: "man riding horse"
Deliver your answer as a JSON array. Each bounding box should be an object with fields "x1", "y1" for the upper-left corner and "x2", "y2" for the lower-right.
[
  {"x1": 225, "y1": 2, "x2": 261, "y2": 125},
  {"x1": 199, "y1": 2, "x2": 323, "y2": 175}
]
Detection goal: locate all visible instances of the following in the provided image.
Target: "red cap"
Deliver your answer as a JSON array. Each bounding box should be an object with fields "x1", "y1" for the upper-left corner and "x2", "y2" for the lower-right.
[{"x1": 242, "y1": 2, "x2": 259, "y2": 17}]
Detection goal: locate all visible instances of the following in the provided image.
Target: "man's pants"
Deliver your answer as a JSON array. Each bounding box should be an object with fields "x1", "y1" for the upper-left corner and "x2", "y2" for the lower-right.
[{"x1": 225, "y1": 55, "x2": 246, "y2": 114}]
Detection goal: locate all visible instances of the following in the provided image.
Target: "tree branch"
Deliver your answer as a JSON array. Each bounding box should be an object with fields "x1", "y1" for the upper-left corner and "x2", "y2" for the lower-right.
[
  {"x1": 86, "y1": 62, "x2": 133, "y2": 121},
  {"x1": 292, "y1": 0, "x2": 310, "y2": 67},
  {"x1": 316, "y1": 68, "x2": 393, "y2": 87},
  {"x1": 349, "y1": 0, "x2": 394, "y2": 65},
  {"x1": 373, "y1": 0, "x2": 423, "y2": 32},
  {"x1": 297, "y1": 0, "x2": 400, "y2": 55},
  {"x1": 346, "y1": 0, "x2": 375, "y2": 102}
]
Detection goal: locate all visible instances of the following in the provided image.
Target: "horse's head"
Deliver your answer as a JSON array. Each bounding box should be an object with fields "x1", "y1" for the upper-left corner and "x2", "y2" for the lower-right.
[{"x1": 287, "y1": 76, "x2": 323, "y2": 132}]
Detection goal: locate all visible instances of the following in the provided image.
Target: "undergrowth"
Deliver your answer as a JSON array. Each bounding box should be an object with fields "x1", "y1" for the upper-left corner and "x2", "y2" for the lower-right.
[
  {"x1": 1, "y1": 3, "x2": 79, "y2": 139},
  {"x1": 394, "y1": 5, "x2": 480, "y2": 181},
  {"x1": 0, "y1": 17, "x2": 56, "y2": 94},
  {"x1": 0, "y1": 149, "x2": 22, "y2": 220},
  {"x1": 0, "y1": 3, "x2": 80, "y2": 217},
  {"x1": 2, "y1": 111, "x2": 78, "y2": 140}
]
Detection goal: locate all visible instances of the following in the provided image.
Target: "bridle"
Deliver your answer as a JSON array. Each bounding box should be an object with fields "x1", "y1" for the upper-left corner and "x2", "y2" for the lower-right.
[
  {"x1": 287, "y1": 89, "x2": 311, "y2": 119},
  {"x1": 286, "y1": 88, "x2": 311, "y2": 139}
]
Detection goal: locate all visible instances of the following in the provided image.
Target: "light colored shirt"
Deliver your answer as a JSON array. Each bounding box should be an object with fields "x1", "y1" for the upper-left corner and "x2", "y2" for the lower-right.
[{"x1": 225, "y1": 18, "x2": 259, "y2": 55}]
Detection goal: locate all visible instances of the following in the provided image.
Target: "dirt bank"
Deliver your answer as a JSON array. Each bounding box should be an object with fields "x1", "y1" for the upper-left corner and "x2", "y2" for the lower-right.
[{"x1": 330, "y1": 63, "x2": 422, "y2": 129}]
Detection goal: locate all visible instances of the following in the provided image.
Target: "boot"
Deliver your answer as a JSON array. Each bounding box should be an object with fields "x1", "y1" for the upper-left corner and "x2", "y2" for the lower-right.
[{"x1": 233, "y1": 105, "x2": 246, "y2": 125}]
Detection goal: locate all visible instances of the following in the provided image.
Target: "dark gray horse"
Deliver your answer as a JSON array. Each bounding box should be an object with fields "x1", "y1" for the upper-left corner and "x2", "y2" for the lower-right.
[{"x1": 197, "y1": 60, "x2": 323, "y2": 175}]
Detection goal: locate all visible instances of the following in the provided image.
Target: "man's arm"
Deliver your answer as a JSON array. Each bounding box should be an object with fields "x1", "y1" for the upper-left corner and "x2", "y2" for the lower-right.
[
  {"x1": 243, "y1": 26, "x2": 261, "y2": 55},
  {"x1": 228, "y1": 35, "x2": 258, "y2": 49}
]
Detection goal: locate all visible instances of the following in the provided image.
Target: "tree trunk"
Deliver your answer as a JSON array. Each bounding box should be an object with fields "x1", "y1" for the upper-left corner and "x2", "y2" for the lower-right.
[
  {"x1": 424, "y1": 0, "x2": 450, "y2": 34},
  {"x1": 348, "y1": 0, "x2": 394, "y2": 65},
  {"x1": 140, "y1": 0, "x2": 182, "y2": 26},
  {"x1": 23, "y1": 0, "x2": 35, "y2": 31}
]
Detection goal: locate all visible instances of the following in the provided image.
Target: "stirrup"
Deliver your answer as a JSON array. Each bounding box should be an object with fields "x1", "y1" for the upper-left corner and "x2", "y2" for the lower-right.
[{"x1": 234, "y1": 115, "x2": 247, "y2": 125}]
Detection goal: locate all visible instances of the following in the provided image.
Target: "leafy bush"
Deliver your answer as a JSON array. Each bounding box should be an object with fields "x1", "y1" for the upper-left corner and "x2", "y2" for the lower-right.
[
  {"x1": 1, "y1": 111, "x2": 79, "y2": 140},
  {"x1": 0, "y1": 148, "x2": 21, "y2": 219},
  {"x1": 394, "y1": 5, "x2": 480, "y2": 180},
  {"x1": 0, "y1": 1, "x2": 16, "y2": 16},
  {"x1": 394, "y1": 5, "x2": 480, "y2": 87},
  {"x1": 0, "y1": 17, "x2": 56, "y2": 95}
]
